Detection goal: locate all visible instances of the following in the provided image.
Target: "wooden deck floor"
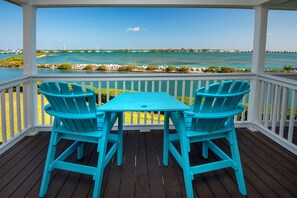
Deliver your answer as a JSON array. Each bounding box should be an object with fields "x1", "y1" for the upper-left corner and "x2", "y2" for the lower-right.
[{"x1": 0, "y1": 128, "x2": 297, "y2": 198}]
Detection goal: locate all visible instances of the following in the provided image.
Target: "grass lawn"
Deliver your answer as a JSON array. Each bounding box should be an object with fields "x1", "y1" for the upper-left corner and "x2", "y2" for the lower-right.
[{"x1": 0, "y1": 92, "x2": 25, "y2": 142}]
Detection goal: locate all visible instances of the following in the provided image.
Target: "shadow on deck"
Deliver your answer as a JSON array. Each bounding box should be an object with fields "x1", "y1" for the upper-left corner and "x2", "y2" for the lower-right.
[{"x1": 0, "y1": 128, "x2": 297, "y2": 198}]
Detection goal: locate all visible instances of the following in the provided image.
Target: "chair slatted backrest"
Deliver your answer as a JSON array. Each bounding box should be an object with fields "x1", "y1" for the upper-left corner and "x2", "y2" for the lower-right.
[
  {"x1": 40, "y1": 81, "x2": 98, "y2": 133},
  {"x1": 191, "y1": 80, "x2": 249, "y2": 132}
]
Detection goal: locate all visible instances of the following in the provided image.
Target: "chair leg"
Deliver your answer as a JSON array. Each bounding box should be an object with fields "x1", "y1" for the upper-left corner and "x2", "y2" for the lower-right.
[
  {"x1": 230, "y1": 130, "x2": 247, "y2": 195},
  {"x1": 117, "y1": 112, "x2": 123, "y2": 166},
  {"x1": 93, "y1": 139, "x2": 108, "y2": 198},
  {"x1": 77, "y1": 142, "x2": 84, "y2": 160},
  {"x1": 92, "y1": 112, "x2": 111, "y2": 198},
  {"x1": 177, "y1": 111, "x2": 194, "y2": 198},
  {"x1": 202, "y1": 141, "x2": 209, "y2": 159},
  {"x1": 163, "y1": 112, "x2": 170, "y2": 166},
  {"x1": 180, "y1": 137, "x2": 194, "y2": 198},
  {"x1": 39, "y1": 131, "x2": 58, "y2": 197}
]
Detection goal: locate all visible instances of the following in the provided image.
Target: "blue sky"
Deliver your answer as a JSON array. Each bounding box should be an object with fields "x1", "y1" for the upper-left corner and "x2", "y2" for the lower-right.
[{"x1": 0, "y1": 1, "x2": 296, "y2": 50}]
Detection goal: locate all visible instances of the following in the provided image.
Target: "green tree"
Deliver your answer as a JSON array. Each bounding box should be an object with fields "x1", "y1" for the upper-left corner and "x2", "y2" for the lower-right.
[
  {"x1": 118, "y1": 65, "x2": 137, "y2": 72},
  {"x1": 84, "y1": 64, "x2": 95, "y2": 70},
  {"x1": 178, "y1": 66, "x2": 191, "y2": 73},
  {"x1": 283, "y1": 65, "x2": 294, "y2": 71},
  {"x1": 146, "y1": 65, "x2": 159, "y2": 71},
  {"x1": 57, "y1": 63, "x2": 73, "y2": 70},
  {"x1": 97, "y1": 65, "x2": 108, "y2": 71},
  {"x1": 204, "y1": 66, "x2": 220, "y2": 72},
  {"x1": 220, "y1": 67, "x2": 237, "y2": 73},
  {"x1": 165, "y1": 66, "x2": 176, "y2": 72}
]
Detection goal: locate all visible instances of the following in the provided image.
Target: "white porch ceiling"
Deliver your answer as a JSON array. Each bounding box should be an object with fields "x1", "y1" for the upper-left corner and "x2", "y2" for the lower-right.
[{"x1": 262, "y1": 0, "x2": 297, "y2": 10}]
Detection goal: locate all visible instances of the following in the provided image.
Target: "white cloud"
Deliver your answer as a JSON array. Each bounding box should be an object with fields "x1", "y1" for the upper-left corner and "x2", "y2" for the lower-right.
[{"x1": 126, "y1": 27, "x2": 141, "y2": 32}]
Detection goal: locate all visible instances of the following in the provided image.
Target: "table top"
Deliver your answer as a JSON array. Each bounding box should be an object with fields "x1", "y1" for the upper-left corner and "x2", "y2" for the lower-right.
[{"x1": 99, "y1": 92, "x2": 190, "y2": 112}]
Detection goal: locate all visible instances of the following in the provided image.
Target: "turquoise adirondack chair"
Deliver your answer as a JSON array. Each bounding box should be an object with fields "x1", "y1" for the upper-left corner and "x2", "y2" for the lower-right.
[
  {"x1": 164, "y1": 80, "x2": 249, "y2": 198},
  {"x1": 38, "y1": 81, "x2": 122, "y2": 198}
]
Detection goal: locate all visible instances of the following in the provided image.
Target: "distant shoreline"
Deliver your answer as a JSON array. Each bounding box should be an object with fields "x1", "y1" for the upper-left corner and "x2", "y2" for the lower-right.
[
  {"x1": 0, "y1": 62, "x2": 296, "y2": 74},
  {"x1": 1, "y1": 48, "x2": 297, "y2": 54},
  {"x1": 35, "y1": 63, "x2": 297, "y2": 73},
  {"x1": 1, "y1": 52, "x2": 296, "y2": 73}
]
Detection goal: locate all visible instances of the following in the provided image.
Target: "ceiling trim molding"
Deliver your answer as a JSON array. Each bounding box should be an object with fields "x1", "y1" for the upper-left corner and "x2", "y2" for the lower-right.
[
  {"x1": 29, "y1": 0, "x2": 258, "y2": 8},
  {"x1": 6, "y1": 0, "x2": 30, "y2": 6}
]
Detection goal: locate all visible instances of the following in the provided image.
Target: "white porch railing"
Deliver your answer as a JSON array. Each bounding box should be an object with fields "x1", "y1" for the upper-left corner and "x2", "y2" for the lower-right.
[
  {"x1": 0, "y1": 76, "x2": 32, "y2": 154},
  {"x1": 1, "y1": 72, "x2": 296, "y2": 155},
  {"x1": 254, "y1": 74, "x2": 297, "y2": 155},
  {"x1": 33, "y1": 73, "x2": 253, "y2": 132}
]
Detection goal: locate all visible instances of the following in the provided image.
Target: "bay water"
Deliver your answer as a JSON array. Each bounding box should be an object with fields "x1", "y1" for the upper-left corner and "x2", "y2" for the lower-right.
[{"x1": 1, "y1": 52, "x2": 297, "y2": 82}]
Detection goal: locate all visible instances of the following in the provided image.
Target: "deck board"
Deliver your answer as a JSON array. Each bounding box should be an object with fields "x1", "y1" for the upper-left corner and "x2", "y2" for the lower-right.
[
  {"x1": 0, "y1": 128, "x2": 297, "y2": 198},
  {"x1": 118, "y1": 130, "x2": 137, "y2": 198},
  {"x1": 135, "y1": 133, "x2": 150, "y2": 197},
  {"x1": 154, "y1": 132, "x2": 184, "y2": 198},
  {"x1": 146, "y1": 132, "x2": 167, "y2": 198}
]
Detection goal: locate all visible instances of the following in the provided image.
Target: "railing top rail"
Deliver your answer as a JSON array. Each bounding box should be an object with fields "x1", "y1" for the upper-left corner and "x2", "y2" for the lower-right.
[
  {"x1": 274, "y1": 73, "x2": 297, "y2": 78},
  {"x1": 257, "y1": 73, "x2": 297, "y2": 90},
  {"x1": 0, "y1": 76, "x2": 31, "y2": 91},
  {"x1": 32, "y1": 73, "x2": 256, "y2": 81}
]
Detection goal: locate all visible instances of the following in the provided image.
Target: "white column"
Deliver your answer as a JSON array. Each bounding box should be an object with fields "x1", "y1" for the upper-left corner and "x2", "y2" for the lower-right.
[
  {"x1": 23, "y1": 4, "x2": 37, "y2": 75},
  {"x1": 248, "y1": 5, "x2": 269, "y2": 129},
  {"x1": 23, "y1": 4, "x2": 38, "y2": 131},
  {"x1": 251, "y1": 5, "x2": 269, "y2": 73}
]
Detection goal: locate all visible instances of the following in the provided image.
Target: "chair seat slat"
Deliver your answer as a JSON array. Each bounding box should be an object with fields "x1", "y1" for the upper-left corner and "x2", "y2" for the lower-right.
[
  {"x1": 87, "y1": 88, "x2": 98, "y2": 131},
  {"x1": 200, "y1": 83, "x2": 220, "y2": 113},
  {"x1": 42, "y1": 82, "x2": 73, "y2": 130},
  {"x1": 58, "y1": 82, "x2": 85, "y2": 132},
  {"x1": 72, "y1": 84, "x2": 94, "y2": 132},
  {"x1": 211, "y1": 81, "x2": 232, "y2": 112}
]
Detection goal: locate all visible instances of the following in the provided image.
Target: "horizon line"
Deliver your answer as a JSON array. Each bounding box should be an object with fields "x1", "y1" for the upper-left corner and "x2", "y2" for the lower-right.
[{"x1": 1, "y1": 48, "x2": 297, "y2": 53}]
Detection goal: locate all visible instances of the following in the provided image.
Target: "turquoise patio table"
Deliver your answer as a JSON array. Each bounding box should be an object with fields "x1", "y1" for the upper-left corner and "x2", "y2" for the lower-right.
[{"x1": 99, "y1": 92, "x2": 190, "y2": 165}]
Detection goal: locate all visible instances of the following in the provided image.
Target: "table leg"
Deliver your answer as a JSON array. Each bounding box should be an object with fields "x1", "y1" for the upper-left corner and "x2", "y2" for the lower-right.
[
  {"x1": 177, "y1": 112, "x2": 194, "y2": 198},
  {"x1": 163, "y1": 111, "x2": 169, "y2": 166},
  {"x1": 117, "y1": 112, "x2": 123, "y2": 166}
]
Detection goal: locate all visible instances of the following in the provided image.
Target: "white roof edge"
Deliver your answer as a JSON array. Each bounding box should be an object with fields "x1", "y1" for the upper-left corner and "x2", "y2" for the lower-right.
[
  {"x1": 29, "y1": 0, "x2": 259, "y2": 8},
  {"x1": 6, "y1": 0, "x2": 297, "y2": 10}
]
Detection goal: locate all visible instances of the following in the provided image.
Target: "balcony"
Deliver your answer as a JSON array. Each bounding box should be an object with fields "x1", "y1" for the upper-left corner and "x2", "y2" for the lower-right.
[
  {"x1": 0, "y1": 73, "x2": 297, "y2": 197},
  {"x1": 1, "y1": 0, "x2": 297, "y2": 197}
]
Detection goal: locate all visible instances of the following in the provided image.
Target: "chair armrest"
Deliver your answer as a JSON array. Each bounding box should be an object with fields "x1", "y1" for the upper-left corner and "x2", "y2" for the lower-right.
[
  {"x1": 184, "y1": 104, "x2": 244, "y2": 119},
  {"x1": 44, "y1": 104, "x2": 100, "y2": 119},
  {"x1": 39, "y1": 90, "x2": 93, "y2": 99}
]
